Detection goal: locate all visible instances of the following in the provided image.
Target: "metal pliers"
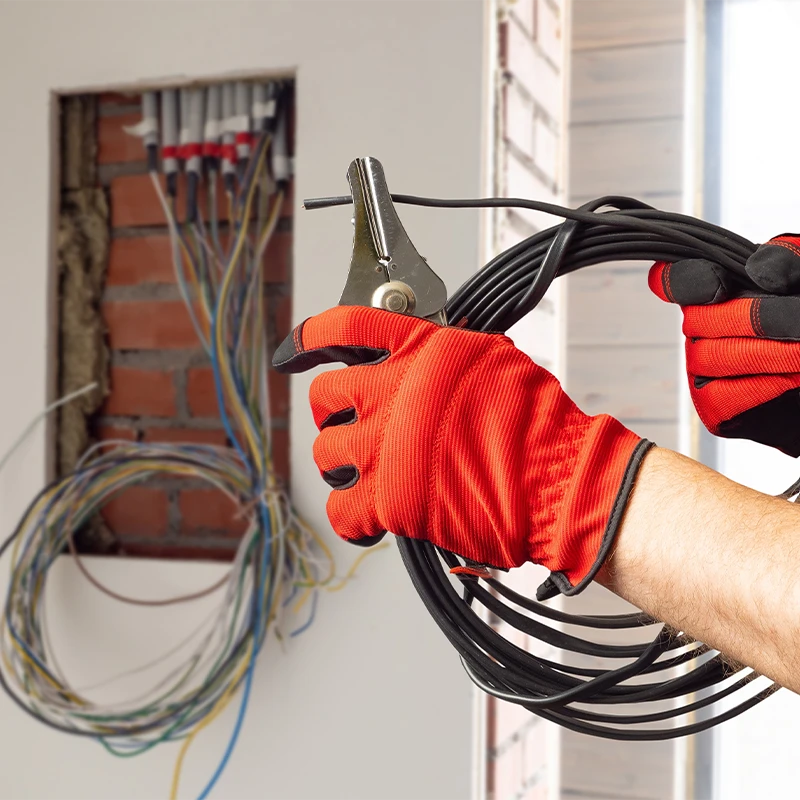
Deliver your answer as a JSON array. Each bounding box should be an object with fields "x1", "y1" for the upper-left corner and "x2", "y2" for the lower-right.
[{"x1": 306, "y1": 157, "x2": 448, "y2": 325}]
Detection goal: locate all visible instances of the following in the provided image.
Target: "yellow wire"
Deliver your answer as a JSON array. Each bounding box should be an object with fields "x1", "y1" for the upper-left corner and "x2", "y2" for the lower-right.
[
  {"x1": 326, "y1": 543, "x2": 390, "y2": 593},
  {"x1": 177, "y1": 238, "x2": 212, "y2": 341},
  {"x1": 213, "y1": 144, "x2": 273, "y2": 464},
  {"x1": 169, "y1": 643, "x2": 252, "y2": 800}
]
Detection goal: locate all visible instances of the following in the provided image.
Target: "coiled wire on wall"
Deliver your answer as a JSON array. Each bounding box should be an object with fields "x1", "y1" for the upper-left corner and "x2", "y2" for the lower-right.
[
  {"x1": 373, "y1": 192, "x2": 777, "y2": 740},
  {"x1": 0, "y1": 85, "x2": 374, "y2": 800}
]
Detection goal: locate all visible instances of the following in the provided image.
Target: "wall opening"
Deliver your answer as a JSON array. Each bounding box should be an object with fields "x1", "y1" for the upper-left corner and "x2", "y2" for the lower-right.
[{"x1": 55, "y1": 78, "x2": 294, "y2": 559}]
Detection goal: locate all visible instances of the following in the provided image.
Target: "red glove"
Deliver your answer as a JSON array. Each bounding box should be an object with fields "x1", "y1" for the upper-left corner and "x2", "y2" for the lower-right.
[
  {"x1": 273, "y1": 306, "x2": 651, "y2": 598},
  {"x1": 649, "y1": 234, "x2": 800, "y2": 456}
]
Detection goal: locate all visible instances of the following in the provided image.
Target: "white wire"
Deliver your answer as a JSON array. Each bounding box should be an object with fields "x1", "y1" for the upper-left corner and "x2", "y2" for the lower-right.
[
  {"x1": 149, "y1": 171, "x2": 210, "y2": 353},
  {"x1": 0, "y1": 382, "x2": 98, "y2": 477}
]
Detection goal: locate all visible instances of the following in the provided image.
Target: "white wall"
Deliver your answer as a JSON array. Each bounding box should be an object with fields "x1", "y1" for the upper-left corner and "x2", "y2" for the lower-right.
[
  {"x1": 0, "y1": 2, "x2": 485, "y2": 798},
  {"x1": 713, "y1": 2, "x2": 800, "y2": 798}
]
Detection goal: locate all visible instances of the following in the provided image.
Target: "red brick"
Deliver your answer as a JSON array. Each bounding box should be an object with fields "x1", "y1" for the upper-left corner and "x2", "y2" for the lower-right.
[
  {"x1": 213, "y1": 230, "x2": 291, "y2": 284},
  {"x1": 269, "y1": 370, "x2": 289, "y2": 421},
  {"x1": 187, "y1": 366, "x2": 286, "y2": 421},
  {"x1": 111, "y1": 173, "x2": 227, "y2": 228},
  {"x1": 102, "y1": 367, "x2": 176, "y2": 417},
  {"x1": 97, "y1": 424, "x2": 137, "y2": 442},
  {"x1": 280, "y1": 182, "x2": 294, "y2": 217},
  {"x1": 143, "y1": 427, "x2": 227, "y2": 446},
  {"x1": 179, "y1": 489, "x2": 249, "y2": 536},
  {"x1": 275, "y1": 294, "x2": 293, "y2": 342},
  {"x1": 264, "y1": 230, "x2": 291, "y2": 283},
  {"x1": 107, "y1": 236, "x2": 175, "y2": 286},
  {"x1": 111, "y1": 173, "x2": 293, "y2": 228},
  {"x1": 98, "y1": 112, "x2": 147, "y2": 164},
  {"x1": 270, "y1": 427, "x2": 290, "y2": 483},
  {"x1": 186, "y1": 367, "x2": 221, "y2": 418},
  {"x1": 103, "y1": 300, "x2": 200, "y2": 350},
  {"x1": 101, "y1": 486, "x2": 169, "y2": 537},
  {"x1": 118, "y1": 541, "x2": 238, "y2": 561},
  {"x1": 98, "y1": 92, "x2": 141, "y2": 106}
]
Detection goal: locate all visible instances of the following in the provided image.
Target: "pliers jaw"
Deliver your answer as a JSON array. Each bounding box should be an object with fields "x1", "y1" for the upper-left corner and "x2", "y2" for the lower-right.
[{"x1": 338, "y1": 157, "x2": 448, "y2": 325}]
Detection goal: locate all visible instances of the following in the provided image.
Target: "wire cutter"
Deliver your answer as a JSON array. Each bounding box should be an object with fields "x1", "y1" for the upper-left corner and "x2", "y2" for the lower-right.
[{"x1": 308, "y1": 157, "x2": 448, "y2": 325}]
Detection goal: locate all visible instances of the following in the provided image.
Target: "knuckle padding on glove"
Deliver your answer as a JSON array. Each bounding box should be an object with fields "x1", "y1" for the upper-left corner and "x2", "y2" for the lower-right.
[
  {"x1": 750, "y1": 296, "x2": 800, "y2": 340},
  {"x1": 649, "y1": 259, "x2": 739, "y2": 305},
  {"x1": 746, "y1": 236, "x2": 800, "y2": 295}
]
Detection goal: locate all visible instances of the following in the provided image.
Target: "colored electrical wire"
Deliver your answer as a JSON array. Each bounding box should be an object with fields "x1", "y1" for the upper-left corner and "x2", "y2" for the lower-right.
[{"x1": 0, "y1": 88, "x2": 381, "y2": 800}]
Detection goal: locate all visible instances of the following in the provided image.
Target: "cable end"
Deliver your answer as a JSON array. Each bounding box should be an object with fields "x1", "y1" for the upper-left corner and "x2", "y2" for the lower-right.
[{"x1": 302, "y1": 195, "x2": 352, "y2": 211}]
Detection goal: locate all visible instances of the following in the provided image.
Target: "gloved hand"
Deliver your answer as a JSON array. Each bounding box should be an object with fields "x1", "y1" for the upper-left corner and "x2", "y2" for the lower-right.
[
  {"x1": 273, "y1": 305, "x2": 652, "y2": 598},
  {"x1": 649, "y1": 234, "x2": 800, "y2": 457}
]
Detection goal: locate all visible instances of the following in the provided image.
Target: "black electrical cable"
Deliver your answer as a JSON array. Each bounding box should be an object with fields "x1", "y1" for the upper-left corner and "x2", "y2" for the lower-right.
[{"x1": 349, "y1": 192, "x2": 780, "y2": 741}]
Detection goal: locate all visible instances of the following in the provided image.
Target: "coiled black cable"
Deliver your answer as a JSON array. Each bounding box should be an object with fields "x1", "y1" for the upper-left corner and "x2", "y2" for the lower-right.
[{"x1": 371, "y1": 193, "x2": 780, "y2": 740}]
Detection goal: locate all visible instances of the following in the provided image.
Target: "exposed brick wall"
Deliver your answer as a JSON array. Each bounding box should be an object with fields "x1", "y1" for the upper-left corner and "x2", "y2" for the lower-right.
[
  {"x1": 65, "y1": 90, "x2": 293, "y2": 559},
  {"x1": 489, "y1": 0, "x2": 567, "y2": 798}
]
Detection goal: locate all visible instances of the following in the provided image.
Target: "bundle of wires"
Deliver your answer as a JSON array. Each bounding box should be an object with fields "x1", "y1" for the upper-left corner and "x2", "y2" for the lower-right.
[
  {"x1": 309, "y1": 190, "x2": 782, "y2": 739},
  {"x1": 401, "y1": 194, "x2": 781, "y2": 739},
  {"x1": 0, "y1": 86, "x2": 367, "y2": 799}
]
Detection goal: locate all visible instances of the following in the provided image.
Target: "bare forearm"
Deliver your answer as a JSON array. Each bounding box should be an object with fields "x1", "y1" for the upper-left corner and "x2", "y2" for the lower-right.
[{"x1": 598, "y1": 447, "x2": 800, "y2": 691}]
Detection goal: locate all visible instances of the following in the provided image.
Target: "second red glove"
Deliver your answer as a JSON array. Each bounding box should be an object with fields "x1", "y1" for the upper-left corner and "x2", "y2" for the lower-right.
[
  {"x1": 274, "y1": 306, "x2": 651, "y2": 598},
  {"x1": 649, "y1": 234, "x2": 800, "y2": 456}
]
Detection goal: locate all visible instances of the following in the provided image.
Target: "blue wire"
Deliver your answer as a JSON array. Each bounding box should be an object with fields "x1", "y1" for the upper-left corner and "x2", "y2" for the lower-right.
[
  {"x1": 281, "y1": 581, "x2": 300, "y2": 609},
  {"x1": 195, "y1": 206, "x2": 276, "y2": 796},
  {"x1": 289, "y1": 591, "x2": 318, "y2": 638},
  {"x1": 195, "y1": 501, "x2": 273, "y2": 800},
  {"x1": 209, "y1": 298, "x2": 251, "y2": 473}
]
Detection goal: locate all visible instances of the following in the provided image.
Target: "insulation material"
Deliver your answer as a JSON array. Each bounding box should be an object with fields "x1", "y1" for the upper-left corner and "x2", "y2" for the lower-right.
[
  {"x1": 57, "y1": 97, "x2": 110, "y2": 476},
  {"x1": 57, "y1": 96, "x2": 112, "y2": 550}
]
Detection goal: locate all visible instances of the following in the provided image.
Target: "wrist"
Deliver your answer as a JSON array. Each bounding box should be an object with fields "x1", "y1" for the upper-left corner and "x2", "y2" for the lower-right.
[
  {"x1": 534, "y1": 416, "x2": 650, "y2": 598},
  {"x1": 595, "y1": 444, "x2": 665, "y2": 593}
]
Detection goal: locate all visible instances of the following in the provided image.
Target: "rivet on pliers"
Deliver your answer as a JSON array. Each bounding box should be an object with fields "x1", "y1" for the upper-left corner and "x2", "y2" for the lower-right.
[{"x1": 315, "y1": 156, "x2": 449, "y2": 325}]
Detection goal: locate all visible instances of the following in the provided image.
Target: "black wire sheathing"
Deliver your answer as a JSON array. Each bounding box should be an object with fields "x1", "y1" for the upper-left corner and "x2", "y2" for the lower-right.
[
  {"x1": 362, "y1": 193, "x2": 781, "y2": 740},
  {"x1": 145, "y1": 144, "x2": 159, "y2": 175},
  {"x1": 165, "y1": 172, "x2": 179, "y2": 200},
  {"x1": 186, "y1": 172, "x2": 200, "y2": 224}
]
